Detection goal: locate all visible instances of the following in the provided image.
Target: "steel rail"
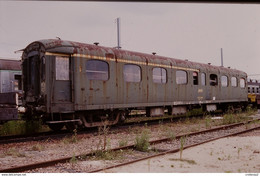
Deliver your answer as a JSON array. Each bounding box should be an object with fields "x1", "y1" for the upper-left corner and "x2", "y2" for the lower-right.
[
  {"x1": 0, "y1": 130, "x2": 71, "y2": 145},
  {"x1": 90, "y1": 125, "x2": 260, "y2": 173},
  {"x1": 0, "y1": 109, "x2": 223, "y2": 145},
  {"x1": 0, "y1": 118, "x2": 259, "y2": 173},
  {"x1": 0, "y1": 112, "x2": 202, "y2": 145}
]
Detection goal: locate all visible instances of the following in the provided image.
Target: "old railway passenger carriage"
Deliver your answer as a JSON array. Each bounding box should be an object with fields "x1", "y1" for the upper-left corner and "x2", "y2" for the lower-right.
[{"x1": 21, "y1": 39, "x2": 248, "y2": 131}]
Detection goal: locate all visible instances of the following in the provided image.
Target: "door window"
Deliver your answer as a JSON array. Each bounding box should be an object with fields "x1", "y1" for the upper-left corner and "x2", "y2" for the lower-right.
[{"x1": 56, "y1": 56, "x2": 69, "y2": 80}]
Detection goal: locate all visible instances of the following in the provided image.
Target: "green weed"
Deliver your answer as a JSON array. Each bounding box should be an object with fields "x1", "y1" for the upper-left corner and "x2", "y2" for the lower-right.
[
  {"x1": 205, "y1": 117, "x2": 212, "y2": 129},
  {"x1": 62, "y1": 130, "x2": 79, "y2": 144},
  {"x1": 179, "y1": 135, "x2": 187, "y2": 160},
  {"x1": 222, "y1": 113, "x2": 237, "y2": 125},
  {"x1": 0, "y1": 120, "x2": 42, "y2": 136},
  {"x1": 118, "y1": 138, "x2": 128, "y2": 147},
  {"x1": 31, "y1": 143, "x2": 45, "y2": 151},
  {"x1": 93, "y1": 149, "x2": 124, "y2": 160},
  {"x1": 70, "y1": 153, "x2": 78, "y2": 168},
  {"x1": 169, "y1": 158, "x2": 196, "y2": 165},
  {"x1": 134, "y1": 127, "x2": 151, "y2": 152},
  {"x1": 5, "y1": 148, "x2": 26, "y2": 157},
  {"x1": 96, "y1": 121, "x2": 111, "y2": 151}
]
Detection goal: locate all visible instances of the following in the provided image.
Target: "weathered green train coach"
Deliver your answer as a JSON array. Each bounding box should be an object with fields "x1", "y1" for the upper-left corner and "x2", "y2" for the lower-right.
[{"x1": 21, "y1": 39, "x2": 248, "y2": 130}]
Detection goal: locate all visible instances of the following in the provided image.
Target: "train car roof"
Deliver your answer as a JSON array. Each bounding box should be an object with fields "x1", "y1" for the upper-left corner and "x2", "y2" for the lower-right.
[
  {"x1": 0, "y1": 59, "x2": 21, "y2": 71},
  {"x1": 22, "y1": 39, "x2": 247, "y2": 77}
]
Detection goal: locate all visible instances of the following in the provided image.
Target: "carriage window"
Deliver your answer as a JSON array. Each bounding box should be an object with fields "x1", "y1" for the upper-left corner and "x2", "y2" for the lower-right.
[
  {"x1": 14, "y1": 75, "x2": 22, "y2": 91},
  {"x1": 86, "y1": 60, "x2": 109, "y2": 81},
  {"x1": 201, "y1": 72, "x2": 206, "y2": 86},
  {"x1": 231, "y1": 77, "x2": 237, "y2": 87},
  {"x1": 41, "y1": 56, "x2": 46, "y2": 81},
  {"x1": 257, "y1": 87, "x2": 259, "y2": 93},
  {"x1": 153, "y1": 67, "x2": 167, "y2": 84},
  {"x1": 123, "y1": 64, "x2": 141, "y2": 82},
  {"x1": 193, "y1": 72, "x2": 198, "y2": 85},
  {"x1": 221, "y1": 76, "x2": 228, "y2": 87},
  {"x1": 210, "y1": 74, "x2": 218, "y2": 86},
  {"x1": 248, "y1": 87, "x2": 251, "y2": 93},
  {"x1": 176, "y1": 70, "x2": 187, "y2": 85},
  {"x1": 240, "y1": 78, "x2": 246, "y2": 88},
  {"x1": 56, "y1": 56, "x2": 69, "y2": 80}
]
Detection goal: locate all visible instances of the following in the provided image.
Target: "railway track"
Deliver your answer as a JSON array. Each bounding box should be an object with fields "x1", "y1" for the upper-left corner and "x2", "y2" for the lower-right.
[
  {"x1": 0, "y1": 130, "x2": 71, "y2": 145},
  {"x1": 1, "y1": 118, "x2": 259, "y2": 173},
  {"x1": 0, "y1": 111, "x2": 208, "y2": 145}
]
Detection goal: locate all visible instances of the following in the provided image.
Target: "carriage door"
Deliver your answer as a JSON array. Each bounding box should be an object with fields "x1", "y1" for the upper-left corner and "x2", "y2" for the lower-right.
[{"x1": 53, "y1": 55, "x2": 72, "y2": 102}]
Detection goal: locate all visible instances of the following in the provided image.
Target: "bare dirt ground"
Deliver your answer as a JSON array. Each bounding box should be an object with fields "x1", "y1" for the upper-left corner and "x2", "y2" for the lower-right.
[{"x1": 102, "y1": 129, "x2": 260, "y2": 173}]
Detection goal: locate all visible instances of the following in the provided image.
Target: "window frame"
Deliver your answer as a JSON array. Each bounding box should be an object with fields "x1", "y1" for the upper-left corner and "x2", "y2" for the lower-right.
[
  {"x1": 201, "y1": 72, "x2": 206, "y2": 86},
  {"x1": 193, "y1": 71, "x2": 198, "y2": 85},
  {"x1": 55, "y1": 56, "x2": 70, "y2": 81},
  {"x1": 231, "y1": 77, "x2": 238, "y2": 87},
  {"x1": 240, "y1": 78, "x2": 246, "y2": 88},
  {"x1": 86, "y1": 59, "x2": 109, "y2": 81},
  {"x1": 221, "y1": 75, "x2": 228, "y2": 87},
  {"x1": 209, "y1": 74, "x2": 218, "y2": 86},
  {"x1": 152, "y1": 67, "x2": 167, "y2": 84},
  {"x1": 176, "y1": 70, "x2": 188, "y2": 85},
  {"x1": 123, "y1": 64, "x2": 142, "y2": 83}
]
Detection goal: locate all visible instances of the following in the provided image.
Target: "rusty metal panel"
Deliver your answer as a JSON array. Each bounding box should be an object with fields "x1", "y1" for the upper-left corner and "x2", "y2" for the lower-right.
[
  {"x1": 0, "y1": 92, "x2": 19, "y2": 121},
  {"x1": 0, "y1": 92, "x2": 17, "y2": 105},
  {"x1": 0, "y1": 70, "x2": 21, "y2": 93},
  {"x1": 206, "y1": 104, "x2": 217, "y2": 112},
  {"x1": 171, "y1": 106, "x2": 187, "y2": 115},
  {"x1": 0, "y1": 107, "x2": 18, "y2": 121},
  {"x1": 0, "y1": 59, "x2": 21, "y2": 70},
  {"x1": 148, "y1": 107, "x2": 164, "y2": 117}
]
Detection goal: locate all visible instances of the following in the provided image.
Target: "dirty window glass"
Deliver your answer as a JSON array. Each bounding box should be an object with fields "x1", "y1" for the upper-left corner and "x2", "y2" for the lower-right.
[
  {"x1": 210, "y1": 74, "x2": 218, "y2": 86},
  {"x1": 86, "y1": 60, "x2": 109, "y2": 81},
  {"x1": 221, "y1": 76, "x2": 228, "y2": 87},
  {"x1": 153, "y1": 67, "x2": 167, "y2": 84},
  {"x1": 41, "y1": 56, "x2": 46, "y2": 81},
  {"x1": 176, "y1": 70, "x2": 187, "y2": 85},
  {"x1": 201, "y1": 73, "x2": 206, "y2": 86},
  {"x1": 56, "y1": 56, "x2": 69, "y2": 80},
  {"x1": 123, "y1": 64, "x2": 141, "y2": 82},
  {"x1": 231, "y1": 77, "x2": 238, "y2": 87},
  {"x1": 193, "y1": 72, "x2": 198, "y2": 85},
  {"x1": 240, "y1": 78, "x2": 246, "y2": 88}
]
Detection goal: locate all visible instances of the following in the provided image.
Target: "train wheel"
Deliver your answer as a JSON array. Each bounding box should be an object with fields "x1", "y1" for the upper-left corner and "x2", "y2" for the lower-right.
[{"x1": 48, "y1": 123, "x2": 64, "y2": 131}]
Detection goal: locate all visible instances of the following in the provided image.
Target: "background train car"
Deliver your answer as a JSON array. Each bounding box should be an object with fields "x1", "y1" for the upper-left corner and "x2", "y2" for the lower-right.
[
  {"x1": 0, "y1": 59, "x2": 22, "y2": 123},
  {"x1": 21, "y1": 39, "x2": 248, "y2": 131},
  {"x1": 0, "y1": 59, "x2": 22, "y2": 93},
  {"x1": 247, "y1": 79, "x2": 260, "y2": 108}
]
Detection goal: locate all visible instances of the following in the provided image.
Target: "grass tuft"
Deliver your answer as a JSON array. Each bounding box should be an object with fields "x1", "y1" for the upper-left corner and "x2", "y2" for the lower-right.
[{"x1": 134, "y1": 127, "x2": 151, "y2": 152}]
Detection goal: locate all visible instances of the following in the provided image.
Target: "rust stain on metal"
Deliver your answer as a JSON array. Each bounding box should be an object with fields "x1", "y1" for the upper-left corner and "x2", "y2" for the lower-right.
[{"x1": 0, "y1": 59, "x2": 21, "y2": 70}]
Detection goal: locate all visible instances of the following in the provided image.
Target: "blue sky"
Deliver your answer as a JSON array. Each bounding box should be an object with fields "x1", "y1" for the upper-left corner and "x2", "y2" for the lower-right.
[{"x1": 1, "y1": 1, "x2": 260, "y2": 80}]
